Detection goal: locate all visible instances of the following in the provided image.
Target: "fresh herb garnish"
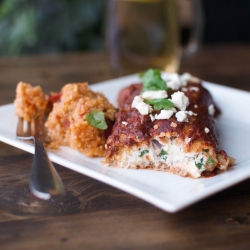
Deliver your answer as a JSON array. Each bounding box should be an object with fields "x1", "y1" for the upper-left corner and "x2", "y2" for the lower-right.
[
  {"x1": 139, "y1": 148, "x2": 149, "y2": 157},
  {"x1": 144, "y1": 98, "x2": 174, "y2": 110},
  {"x1": 159, "y1": 149, "x2": 168, "y2": 160},
  {"x1": 139, "y1": 69, "x2": 169, "y2": 93},
  {"x1": 85, "y1": 110, "x2": 108, "y2": 130},
  {"x1": 206, "y1": 156, "x2": 215, "y2": 165},
  {"x1": 195, "y1": 157, "x2": 204, "y2": 170}
]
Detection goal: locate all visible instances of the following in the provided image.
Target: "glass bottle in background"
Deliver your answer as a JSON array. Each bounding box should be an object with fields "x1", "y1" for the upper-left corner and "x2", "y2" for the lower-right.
[
  {"x1": 179, "y1": 0, "x2": 204, "y2": 56},
  {"x1": 106, "y1": 0, "x2": 179, "y2": 76},
  {"x1": 105, "y1": 0, "x2": 203, "y2": 76}
]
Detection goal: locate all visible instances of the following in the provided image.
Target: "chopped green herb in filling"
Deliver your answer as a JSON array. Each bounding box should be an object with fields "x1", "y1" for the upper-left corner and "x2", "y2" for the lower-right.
[
  {"x1": 195, "y1": 157, "x2": 204, "y2": 170},
  {"x1": 139, "y1": 69, "x2": 170, "y2": 93},
  {"x1": 159, "y1": 149, "x2": 168, "y2": 160},
  {"x1": 139, "y1": 148, "x2": 149, "y2": 157},
  {"x1": 85, "y1": 110, "x2": 108, "y2": 130},
  {"x1": 206, "y1": 156, "x2": 216, "y2": 165},
  {"x1": 144, "y1": 98, "x2": 174, "y2": 110}
]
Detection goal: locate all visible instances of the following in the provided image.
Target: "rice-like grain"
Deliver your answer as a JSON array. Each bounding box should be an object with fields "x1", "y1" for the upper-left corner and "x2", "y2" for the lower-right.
[
  {"x1": 14, "y1": 81, "x2": 48, "y2": 122},
  {"x1": 45, "y1": 82, "x2": 116, "y2": 157}
]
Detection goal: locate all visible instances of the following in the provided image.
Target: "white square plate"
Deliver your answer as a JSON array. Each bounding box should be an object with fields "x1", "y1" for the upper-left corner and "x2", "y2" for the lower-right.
[{"x1": 0, "y1": 74, "x2": 250, "y2": 213}]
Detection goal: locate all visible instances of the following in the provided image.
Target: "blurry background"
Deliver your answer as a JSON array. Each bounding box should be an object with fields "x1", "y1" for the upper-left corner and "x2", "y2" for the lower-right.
[
  {"x1": 0, "y1": 0, "x2": 249, "y2": 57},
  {"x1": 0, "y1": 0, "x2": 104, "y2": 56}
]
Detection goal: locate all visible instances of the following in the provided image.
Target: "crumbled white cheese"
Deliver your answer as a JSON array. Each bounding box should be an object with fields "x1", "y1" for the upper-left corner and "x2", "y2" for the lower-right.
[
  {"x1": 161, "y1": 72, "x2": 200, "y2": 91},
  {"x1": 176, "y1": 111, "x2": 188, "y2": 122},
  {"x1": 208, "y1": 104, "x2": 215, "y2": 116},
  {"x1": 142, "y1": 90, "x2": 168, "y2": 100},
  {"x1": 180, "y1": 72, "x2": 200, "y2": 84},
  {"x1": 185, "y1": 111, "x2": 197, "y2": 116},
  {"x1": 171, "y1": 91, "x2": 189, "y2": 111},
  {"x1": 122, "y1": 121, "x2": 128, "y2": 126},
  {"x1": 180, "y1": 72, "x2": 192, "y2": 84},
  {"x1": 150, "y1": 114, "x2": 155, "y2": 121},
  {"x1": 185, "y1": 137, "x2": 191, "y2": 144},
  {"x1": 165, "y1": 73, "x2": 182, "y2": 90},
  {"x1": 181, "y1": 87, "x2": 188, "y2": 92},
  {"x1": 155, "y1": 110, "x2": 174, "y2": 120},
  {"x1": 131, "y1": 95, "x2": 152, "y2": 115},
  {"x1": 204, "y1": 127, "x2": 210, "y2": 133},
  {"x1": 131, "y1": 95, "x2": 143, "y2": 108},
  {"x1": 136, "y1": 102, "x2": 151, "y2": 115},
  {"x1": 189, "y1": 87, "x2": 199, "y2": 92}
]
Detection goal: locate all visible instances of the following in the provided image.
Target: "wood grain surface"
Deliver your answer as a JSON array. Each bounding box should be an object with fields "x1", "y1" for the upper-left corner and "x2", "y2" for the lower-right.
[{"x1": 0, "y1": 44, "x2": 250, "y2": 250}]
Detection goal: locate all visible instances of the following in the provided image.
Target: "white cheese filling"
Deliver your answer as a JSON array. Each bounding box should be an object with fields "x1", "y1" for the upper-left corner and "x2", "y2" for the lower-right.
[{"x1": 118, "y1": 138, "x2": 208, "y2": 178}]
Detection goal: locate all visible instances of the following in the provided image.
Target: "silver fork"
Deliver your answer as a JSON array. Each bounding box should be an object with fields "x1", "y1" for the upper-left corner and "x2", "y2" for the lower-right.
[{"x1": 16, "y1": 116, "x2": 64, "y2": 200}]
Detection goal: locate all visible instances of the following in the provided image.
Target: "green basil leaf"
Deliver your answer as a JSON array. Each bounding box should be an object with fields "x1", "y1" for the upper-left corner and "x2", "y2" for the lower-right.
[
  {"x1": 85, "y1": 110, "x2": 108, "y2": 130},
  {"x1": 159, "y1": 149, "x2": 168, "y2": 160},
  {"x1": 144, "y1": 98, "x2": 174, "y2": 110},
  {"x1": 139, "y1": 69, "x2": 168, "y2": 92}
]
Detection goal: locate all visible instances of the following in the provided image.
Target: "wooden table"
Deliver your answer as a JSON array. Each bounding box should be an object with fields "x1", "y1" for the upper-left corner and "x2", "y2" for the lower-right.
[{"x1": 0, "y1": 44, "x2": 250, "y2": 250}]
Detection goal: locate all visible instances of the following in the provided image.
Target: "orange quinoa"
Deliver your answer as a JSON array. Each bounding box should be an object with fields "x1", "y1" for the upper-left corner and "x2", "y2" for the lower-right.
[
  {"x1": 14, "y1": 81, "x2": 48, "y2": 122},
  {"x1": 45, "y1": 83, "x2": 116, "y2": 157},
  {"x1": 14, "y1": 82, "x2": 116, "y2": 157}
]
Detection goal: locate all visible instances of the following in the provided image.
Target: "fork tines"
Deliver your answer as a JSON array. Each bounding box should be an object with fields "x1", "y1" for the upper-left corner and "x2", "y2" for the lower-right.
[{"x1": 16, "y1": 116, "x2": 44, "y2": 139}]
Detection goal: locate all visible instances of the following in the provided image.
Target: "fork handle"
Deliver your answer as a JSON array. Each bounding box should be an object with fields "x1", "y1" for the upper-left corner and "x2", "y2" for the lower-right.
[{"x1": 29, "y1": 137, "x2": 64, "y2": 199}]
